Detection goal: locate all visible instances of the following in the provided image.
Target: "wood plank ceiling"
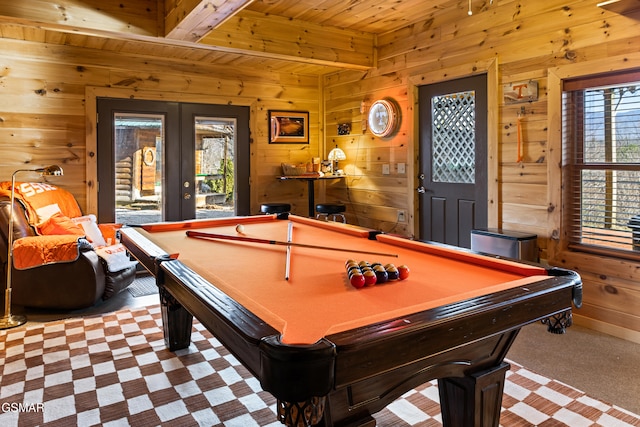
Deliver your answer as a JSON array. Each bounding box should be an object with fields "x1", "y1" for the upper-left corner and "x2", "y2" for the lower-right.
[{"x1": 0, "y1": 0, "x2": 473, "y2": 75}]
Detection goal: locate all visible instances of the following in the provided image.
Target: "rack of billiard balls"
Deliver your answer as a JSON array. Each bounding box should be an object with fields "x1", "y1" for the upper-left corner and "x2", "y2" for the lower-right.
[{"x1": 345, "y1": 259, "x2": 409, "y2": 288}]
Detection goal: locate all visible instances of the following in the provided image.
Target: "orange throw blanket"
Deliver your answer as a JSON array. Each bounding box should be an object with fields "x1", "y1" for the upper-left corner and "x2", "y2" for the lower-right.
[
  {"x1": 12, "y1": 235, "x2": 81, "y2": 270},
  {"x1": 0, "y1": 182, "x2": 82, "y2": 224},
  {"x1": 0, "y1": 182, "x2": 84, "y2": 268}
]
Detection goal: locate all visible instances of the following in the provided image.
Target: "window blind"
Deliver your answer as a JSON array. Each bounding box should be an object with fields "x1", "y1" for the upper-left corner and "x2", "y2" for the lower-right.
[{"x1": 563, "y1": 70, "x2": 640, "y2": 257}]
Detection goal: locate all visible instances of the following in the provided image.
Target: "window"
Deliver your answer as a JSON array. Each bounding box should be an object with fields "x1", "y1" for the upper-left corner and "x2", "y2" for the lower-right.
[{"x1": 563, "y1": 70, "x2": 640, "y2": 257}]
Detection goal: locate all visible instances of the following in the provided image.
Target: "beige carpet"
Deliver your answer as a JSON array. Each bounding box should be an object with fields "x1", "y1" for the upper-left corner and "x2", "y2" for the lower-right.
[
  {"x1": 1, "y1": 305, "x2": 639, "y2": 426},
  {"x1": 508, "y1": 321, "x2": 640, "y2": 417}
]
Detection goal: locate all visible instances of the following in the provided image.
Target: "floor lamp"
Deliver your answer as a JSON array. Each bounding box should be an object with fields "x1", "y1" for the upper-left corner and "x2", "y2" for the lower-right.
[{"x1": 0, "y1": 165, "x2": 63, "y2": 330}]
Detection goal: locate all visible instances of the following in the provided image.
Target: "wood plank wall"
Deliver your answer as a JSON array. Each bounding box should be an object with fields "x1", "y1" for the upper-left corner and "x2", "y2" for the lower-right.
[
  {"x1": 0, "y1": 0, "x2": 639, "y2": 341},
  {"x1": 0, "y1": 29, "x2": 323, "y2": 218},
  {"x1": 322, "y1": 0, "x2": 640, "y2": 341}
]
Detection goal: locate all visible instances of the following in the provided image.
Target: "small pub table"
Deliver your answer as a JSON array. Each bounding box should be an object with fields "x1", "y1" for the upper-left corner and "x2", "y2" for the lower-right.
[{"x1": 278, "y1": 174, "x2": 345, "y2": 217}]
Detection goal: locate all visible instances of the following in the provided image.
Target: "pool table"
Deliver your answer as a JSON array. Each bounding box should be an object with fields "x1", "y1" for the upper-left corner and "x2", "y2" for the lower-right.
[{"x1": 120, "y1": 214, "x2": 582, "y2": 427}]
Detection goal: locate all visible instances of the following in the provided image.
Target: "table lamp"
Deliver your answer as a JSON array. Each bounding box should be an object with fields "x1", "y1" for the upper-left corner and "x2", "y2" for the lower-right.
[
  {"x1": 327, "y1": 145, "x2": 346, "y2": 174},
  {"x1": 0, "y1": 165, "x2": 63, "y2": 330}
]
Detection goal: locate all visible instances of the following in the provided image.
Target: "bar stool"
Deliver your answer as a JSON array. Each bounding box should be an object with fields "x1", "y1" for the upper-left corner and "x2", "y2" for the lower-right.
[
  {"x1": 315, "y1": 203, "x2": 346, "y2": 223},
  {"x1": 260, "y1": 203, "x2": 291, "y2": 218}
]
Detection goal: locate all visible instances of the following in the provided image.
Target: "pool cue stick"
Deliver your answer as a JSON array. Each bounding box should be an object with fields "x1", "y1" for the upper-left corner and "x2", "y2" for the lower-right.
[
  {"x1": 285, "y1": 221, "x2": 293, "y2": 281},
  {"x1": 186, "y1": 231, "x2": 399, "y2": 258}
]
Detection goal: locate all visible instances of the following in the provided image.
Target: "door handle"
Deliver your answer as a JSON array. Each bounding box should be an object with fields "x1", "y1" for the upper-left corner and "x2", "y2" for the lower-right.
[
  {"x1": 183, "y1": 192, "x2": 191, "y2": 200},
  {"x1": 417, "y1": 186, "x2": 427, "y2": 194}
]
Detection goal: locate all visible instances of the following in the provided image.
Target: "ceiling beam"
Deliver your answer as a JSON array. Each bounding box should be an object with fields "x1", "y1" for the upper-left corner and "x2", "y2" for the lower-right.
[
  {"x1": 0, "y1": 1, "x2": 159, "y2": 36},
  {"x1": 0, "y1": 1, "x2": 374, "y2": 70},
  {"x1": 164, "y1": 0, "x2": 255, "y2": 42},
  {"x1": 199, "y1": 10, "x2": 375, "y2": 70}
]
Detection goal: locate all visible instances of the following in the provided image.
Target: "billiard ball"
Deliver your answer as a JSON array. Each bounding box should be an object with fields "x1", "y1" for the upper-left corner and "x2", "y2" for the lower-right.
[
  {"x1": 350, "y1": 271, "x2": 365, "y2": 288},
  {"x1": 398, "y1": 265, "x2": 410, "y2": 280},
  {"x1": 363, "y1": 270, "x2": 377, "y2": 286},
  {"x1": 374, "y1": 269, "x2": 388, "y2": 284},
  {"x1": 346, "y1": 261, "x2": 359, "y2": 270},
  {"x1": 347, "y1": 265, "x2": 362, "y2": 277},
  {"x1": 235, "y1": 224, "x2": 245, "y2": 234},
  {"x1": 386, "y1": 266, "x2": 399, "y2": 281}
]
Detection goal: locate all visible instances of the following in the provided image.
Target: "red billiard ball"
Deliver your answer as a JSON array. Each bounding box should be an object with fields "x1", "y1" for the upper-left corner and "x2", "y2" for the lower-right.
[
  {"x1": 398, "y1": 265, "x2": 410, "y2": 280},
  {"x1": 363, "y1": 270, "x2": 377, "y2": 286},
  {"x1": 350, "y1": 272, "x2": 365, "y2": 288}
]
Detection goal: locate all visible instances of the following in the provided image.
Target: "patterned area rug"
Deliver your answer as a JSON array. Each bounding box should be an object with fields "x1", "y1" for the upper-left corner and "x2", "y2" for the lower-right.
[{"x1": 1, "y1": 305, "x2": 639, "y2": 427}]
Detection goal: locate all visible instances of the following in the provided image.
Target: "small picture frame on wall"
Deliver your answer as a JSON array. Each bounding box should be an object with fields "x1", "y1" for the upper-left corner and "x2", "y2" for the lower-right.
[{"x1": 269, "y1": 110, "x2": 309, "y2": 144}]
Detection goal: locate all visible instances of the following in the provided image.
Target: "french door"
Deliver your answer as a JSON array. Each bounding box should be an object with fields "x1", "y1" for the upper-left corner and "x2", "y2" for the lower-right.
[
  {"x1": 418, "y1": 74, "x2": 488, "y2": 248},
  {"x1": 96, "y1": 99, "x2": 250, "y2": 224}
]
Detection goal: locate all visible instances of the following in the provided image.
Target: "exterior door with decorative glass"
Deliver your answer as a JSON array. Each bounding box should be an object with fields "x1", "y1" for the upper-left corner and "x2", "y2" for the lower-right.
[
  {"x1": 96, "y1": 98, "x2": 250, "y2": 224},
  {"x1": 418, "y1": 74, "x2": 488, "y2": 248}
]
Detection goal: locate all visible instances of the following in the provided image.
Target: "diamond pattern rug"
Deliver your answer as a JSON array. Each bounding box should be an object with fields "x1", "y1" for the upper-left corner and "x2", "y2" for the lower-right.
[{"x1": 1, "y1": 305, "x2": 639, "y2": 427}]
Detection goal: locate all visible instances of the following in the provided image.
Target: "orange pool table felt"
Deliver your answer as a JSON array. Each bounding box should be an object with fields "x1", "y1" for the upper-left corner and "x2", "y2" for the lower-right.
[{"x1": 135, "y1": 215, "x2": 547, "y2": 345}]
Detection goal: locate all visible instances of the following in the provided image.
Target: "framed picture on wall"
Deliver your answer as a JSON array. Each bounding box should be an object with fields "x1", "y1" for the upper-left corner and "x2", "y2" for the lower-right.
[{"x1": 269, "y1": 110, "x2": 309, "y2": 144}]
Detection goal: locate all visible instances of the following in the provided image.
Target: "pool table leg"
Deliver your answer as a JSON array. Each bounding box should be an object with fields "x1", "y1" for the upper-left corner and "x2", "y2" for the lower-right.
[
  {"x1": 277, "y1": 397, "x2": 326, "y2": 427},
  {"x1": 438, "y1": 361, "x2": 510, "y2": 427},
  {"x1": 542, "y1": 309, "x2": 573, "y2": 334},
  {"x1": 159, "y1": 285, "x2": 193, "y2": 351}
]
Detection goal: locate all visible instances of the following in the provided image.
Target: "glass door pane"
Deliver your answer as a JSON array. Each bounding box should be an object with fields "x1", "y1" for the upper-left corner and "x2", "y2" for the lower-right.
[
  {"x1": 194, "y1": 116, "x2": 236, "y2": 220},
  {"x1": 431, "y1": 90, "x2": 476, "y2": 184},
  {"x1": 114, "y1": 113, "x2": 164, "y2": 225},
  {"x1": 98, "y1": 99, "x2": 248, "y2": 224}
]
